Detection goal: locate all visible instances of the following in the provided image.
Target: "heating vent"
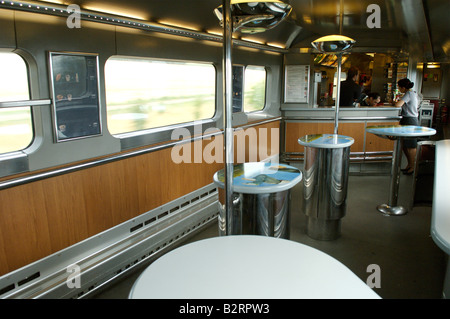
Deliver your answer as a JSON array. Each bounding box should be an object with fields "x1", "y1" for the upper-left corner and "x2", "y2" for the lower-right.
[{"x1": 0, "y1": 184, "x2": 219, "y2": 299}]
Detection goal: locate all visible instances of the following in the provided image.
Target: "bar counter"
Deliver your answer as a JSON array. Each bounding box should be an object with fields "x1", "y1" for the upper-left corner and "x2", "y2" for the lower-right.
[{"x1": 282, "y1": 106, "x2": 401, "y2": 162}]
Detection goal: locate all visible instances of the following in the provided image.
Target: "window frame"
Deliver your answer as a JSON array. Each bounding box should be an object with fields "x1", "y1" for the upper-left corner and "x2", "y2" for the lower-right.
[
  {"x1": 0, "y1": 51, "x2": 34, "y2": 155},
  {"x1": 243, "y1": 65, "x2": 267, "y2": 113},
  {"x1": 104, "y1": 55, "x2": 218, "y2": 138}
]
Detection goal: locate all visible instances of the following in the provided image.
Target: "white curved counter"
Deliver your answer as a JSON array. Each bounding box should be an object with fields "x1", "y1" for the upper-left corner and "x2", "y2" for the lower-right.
[{"x1": 431, "y1": 140, "x2": 450, "y2": 298}]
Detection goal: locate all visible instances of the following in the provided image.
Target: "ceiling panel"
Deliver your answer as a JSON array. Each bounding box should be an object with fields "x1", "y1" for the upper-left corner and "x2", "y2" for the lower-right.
[{"x1": 34, "y1": 0, "x2": 447, "y2": 61}]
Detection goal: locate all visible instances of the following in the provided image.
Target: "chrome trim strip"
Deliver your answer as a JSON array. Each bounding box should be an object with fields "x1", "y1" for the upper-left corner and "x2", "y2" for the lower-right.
[
  {"x1": 0, "y1": 118, "x2": 280, "y2": 190},
  {"x1": 236, "y1": 117, "x2": 281, "y2": 130},
  {"x1": 0, "y1": 1, "x2": 287, "y2": 54},
  {"x1": 0, "y1": 99, "x2": 51, "y2": 108},
  {"x1": 283, "y1": 151, "x2": 393, "y2": 156},
  {"x1": 285, "y1": 116, "x2": 401, "y2": 121},
  {"x1": 0, "y1": 152, "x2": 29, "y2": 176}
]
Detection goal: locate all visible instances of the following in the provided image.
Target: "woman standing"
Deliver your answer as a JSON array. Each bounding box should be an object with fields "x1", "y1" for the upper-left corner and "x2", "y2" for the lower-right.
[{"x1": 395, "y1": 78, "x2": 419, "y2": 175}]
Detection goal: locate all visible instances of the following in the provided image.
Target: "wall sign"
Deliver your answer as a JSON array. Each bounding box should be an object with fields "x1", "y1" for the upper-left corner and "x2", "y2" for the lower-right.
[{"x1": 284, "y1": 65, "x2": 310, "y2": 103}]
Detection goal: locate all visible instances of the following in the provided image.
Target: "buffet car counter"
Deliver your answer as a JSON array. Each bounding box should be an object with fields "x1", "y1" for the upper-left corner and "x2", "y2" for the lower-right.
[{"x1": 282, "y1": 107, "x2": 401, "y2": 165}]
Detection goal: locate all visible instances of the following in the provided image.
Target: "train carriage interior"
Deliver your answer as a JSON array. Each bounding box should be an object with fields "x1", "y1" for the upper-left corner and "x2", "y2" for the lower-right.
[{"x1": 0, "y1": 0, "x2": 449, "y2": 300}]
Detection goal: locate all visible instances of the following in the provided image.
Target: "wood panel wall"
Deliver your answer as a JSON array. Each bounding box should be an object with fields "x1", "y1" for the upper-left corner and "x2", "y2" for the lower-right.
[
  {"x1": 285, "y1": 121, "x2": 395, "y2": 154},
  {"x1": 0, "y1": 121, "x2": 280, "y2": 276}
]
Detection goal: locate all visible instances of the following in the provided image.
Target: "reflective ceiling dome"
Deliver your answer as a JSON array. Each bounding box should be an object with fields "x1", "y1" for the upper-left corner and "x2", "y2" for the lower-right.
[
  {"x1": 311, "y1": 35, "x2": 356, "y2": 53},
  {"x1": 214, "y1": 0, "x2": 292, "y2": 33}
]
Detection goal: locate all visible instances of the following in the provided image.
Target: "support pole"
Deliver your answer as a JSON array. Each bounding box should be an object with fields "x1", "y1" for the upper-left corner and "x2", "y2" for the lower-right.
[
  {"x1": 334, "y1": 52, "x2": 343, "y2": 134},
  {"x1": 222, "y1": 0, "x2": 234, "y2": 235}
]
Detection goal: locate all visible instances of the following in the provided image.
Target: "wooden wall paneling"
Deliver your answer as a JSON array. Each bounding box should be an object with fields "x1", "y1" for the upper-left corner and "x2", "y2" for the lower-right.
[
  {"x1": 338, "y1": 122, "x2": 365, "y2": 153},
  {"x1": 285, "y1": 122, "x2": 334, "y2": 153},
  {"x1": 44, "y1": 173, "x2": 90, "y2": 252},
  {"x1": 0, "y1": 120, "x2": 279, "y2": 275},
  {"x1": 0, "y1": 183, "x2": 52, "y2": 275}
]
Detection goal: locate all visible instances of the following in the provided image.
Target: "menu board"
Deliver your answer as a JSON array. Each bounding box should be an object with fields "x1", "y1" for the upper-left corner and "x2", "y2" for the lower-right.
[{"x1": 284, "y1": 65, "x2": 310, "y2": 103}]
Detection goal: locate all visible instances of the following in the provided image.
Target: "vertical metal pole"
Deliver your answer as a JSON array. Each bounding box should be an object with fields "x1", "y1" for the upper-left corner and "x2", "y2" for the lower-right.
[
  {"x1": 334, "y1": 0, "x2": 344, "y2": 135},
  {"x1": 222, "y1": 0, "x2": 234, "y2": 235},
  {"x1": 334, "y1": 53, "x2": 342, "y2": 135},
  {"x1": 388, "y1": 138, "x2": 402, "y2": 206}
]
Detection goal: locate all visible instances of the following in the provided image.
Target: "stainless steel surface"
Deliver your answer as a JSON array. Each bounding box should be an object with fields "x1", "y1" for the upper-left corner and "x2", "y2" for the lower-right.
[
  {"x1": 218, "y1": 189, "x2": 290, "y2": 239},
  {"x1": 0, "y1": 99, "x2": 51, "y2": 108},
  {"x1": 311, "y1": 37, "x2": 356, "y2": 54},
  {"x1": 222, "y1": 0, "x2": 234, "y2": 236},
  {"x1": 303, "y1": 145, "x2": 351, "y2": 240},
  {"x1": 214, "y1": 1, "x2": 292, "y2": 33},
  {"x1": 376, "y1": 203, "x2": 407, "y2": 216},
  {"x1": 334, "y1": 53, "x2": 342, "y2": 134},
  {"x1": 285, "y1": 116, "x2": 402, "y2": 121},
  {"x1": 376, "y1": 138, "x2": 407, "y2": 216},
  {"x1": 0, "y1": 152, "x2": 29, "y2": 177}
]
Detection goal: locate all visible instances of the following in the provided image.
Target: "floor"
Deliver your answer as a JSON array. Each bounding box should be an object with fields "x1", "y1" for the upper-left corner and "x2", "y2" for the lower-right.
[{"x1": 91, "y1": 160, "x2": 447, "y2": 299}]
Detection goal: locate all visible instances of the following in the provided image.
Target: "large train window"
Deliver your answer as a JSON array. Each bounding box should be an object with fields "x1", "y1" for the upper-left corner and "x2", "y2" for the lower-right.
[
  {"x1": 0, "y1": 52, "x2": 32, "y2": 154},
  {"x1": 244, "y1": 66, "x2": 266, "y2": 112},
  {"x1": 105, "y1": 57, "x2": 216, "y2": 135}
]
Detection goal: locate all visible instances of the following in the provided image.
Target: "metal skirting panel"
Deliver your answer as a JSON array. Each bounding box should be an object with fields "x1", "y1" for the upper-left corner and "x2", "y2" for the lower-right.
[
  {"x1": 0, "y1": 184, "x2": 219, "y2": 299},
  {"x1": 282, "y1": 151, "x2": 393, "y2": 163}
]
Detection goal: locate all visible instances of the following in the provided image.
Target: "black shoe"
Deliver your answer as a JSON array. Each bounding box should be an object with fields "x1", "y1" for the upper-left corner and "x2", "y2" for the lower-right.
[
  {"x1": 401, "y1": 167, "x2": 410, "y2": 172},
  {"x1": 403, "y1": 169, "x2": 414, "y2": 175}
]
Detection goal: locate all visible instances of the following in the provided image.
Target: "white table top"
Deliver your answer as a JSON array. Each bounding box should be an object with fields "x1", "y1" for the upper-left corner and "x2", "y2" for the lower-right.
[
  {"x1": 298, "y1": 134, "x2": 354, "y2": 149},
  {"x1": 213, "y1": 162, "x2": 302, "y2": 194},
  {"x1": 431, "y1": 140, "x2": 450, "y2": 255},
  {"x1": 366, "y1": 125, "x2": 436, "y2": 138},
  {"x1": 129, "y1": 235, "x2": 380, "y2": 299}
]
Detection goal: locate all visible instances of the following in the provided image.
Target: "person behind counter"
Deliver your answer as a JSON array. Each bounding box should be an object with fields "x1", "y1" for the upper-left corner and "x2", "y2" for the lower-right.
[
  {"x1": 360, "y1": 92, "x2": 381, "y2": 107},
  {"x1": 395, "y1": 78, "x2": 419, "y2": 175},
  {"x1": 339, "y1": 66, "x2": 362, "y2": 107}
]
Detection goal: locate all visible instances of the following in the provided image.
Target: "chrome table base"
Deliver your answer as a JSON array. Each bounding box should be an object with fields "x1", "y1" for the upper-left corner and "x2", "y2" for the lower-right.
[
  {"x1": 377, "y1": 204, "x2": 407, "y2": 216},
  {"x1": 378, "y1": 138, "x2": 408, "y2": 216}
]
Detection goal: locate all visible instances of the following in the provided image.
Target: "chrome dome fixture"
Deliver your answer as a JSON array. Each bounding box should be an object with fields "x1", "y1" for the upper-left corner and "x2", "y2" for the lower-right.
[
  {"x1": 311, "y1": 32, "x2": 355, "y2": 134},
  {"x1": 217, "y1": 1, "x2": 291, "y2": 235},
  {"x1": 311, "y1": 34, "x2": 355, "y2": 53},
  {"x1": 214, "y1": 0, "x2": 292, "y2": 33}
]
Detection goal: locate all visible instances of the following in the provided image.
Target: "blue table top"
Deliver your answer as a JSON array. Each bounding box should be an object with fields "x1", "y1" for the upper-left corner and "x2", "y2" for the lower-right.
[
  {"x1": 366, "y1": 125, "x2": 436, "y2": 137},
  {"x1": 213, "y1": 162, "x2": 302, "y2": 194},
  {"x1": 298, "y1": 134, "x2": 354, "y2": 149}
]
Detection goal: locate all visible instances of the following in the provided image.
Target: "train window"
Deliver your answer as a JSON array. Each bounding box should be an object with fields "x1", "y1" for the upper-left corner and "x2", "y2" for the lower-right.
[
  {"x1": 244, "y1": 66, "x2": 266, "y2": 112},
  {"x1": 105, "y1": 57, "x2": 216, "y2": 135},
  {"x1": 0, "y1": 52, "x2": 32, "y2": 154}
]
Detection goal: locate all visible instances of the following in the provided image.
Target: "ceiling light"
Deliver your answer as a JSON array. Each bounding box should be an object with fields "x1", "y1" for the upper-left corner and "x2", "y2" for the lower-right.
[
  {"x1": 214, "y1": 0, "x2": 292, "y2": 34},
  {"x1": 311, "y1": 35, "x2": 355, "y2": 53}
]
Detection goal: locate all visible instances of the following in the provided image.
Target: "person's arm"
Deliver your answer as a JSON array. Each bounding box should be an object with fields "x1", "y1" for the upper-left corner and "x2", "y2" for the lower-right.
[
  {"x1": 395, "y1": 99, "x2": 405, "y2": 107},
  {"x1": 395, "y1": 91, "x2": 409, "y2": 107}
]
